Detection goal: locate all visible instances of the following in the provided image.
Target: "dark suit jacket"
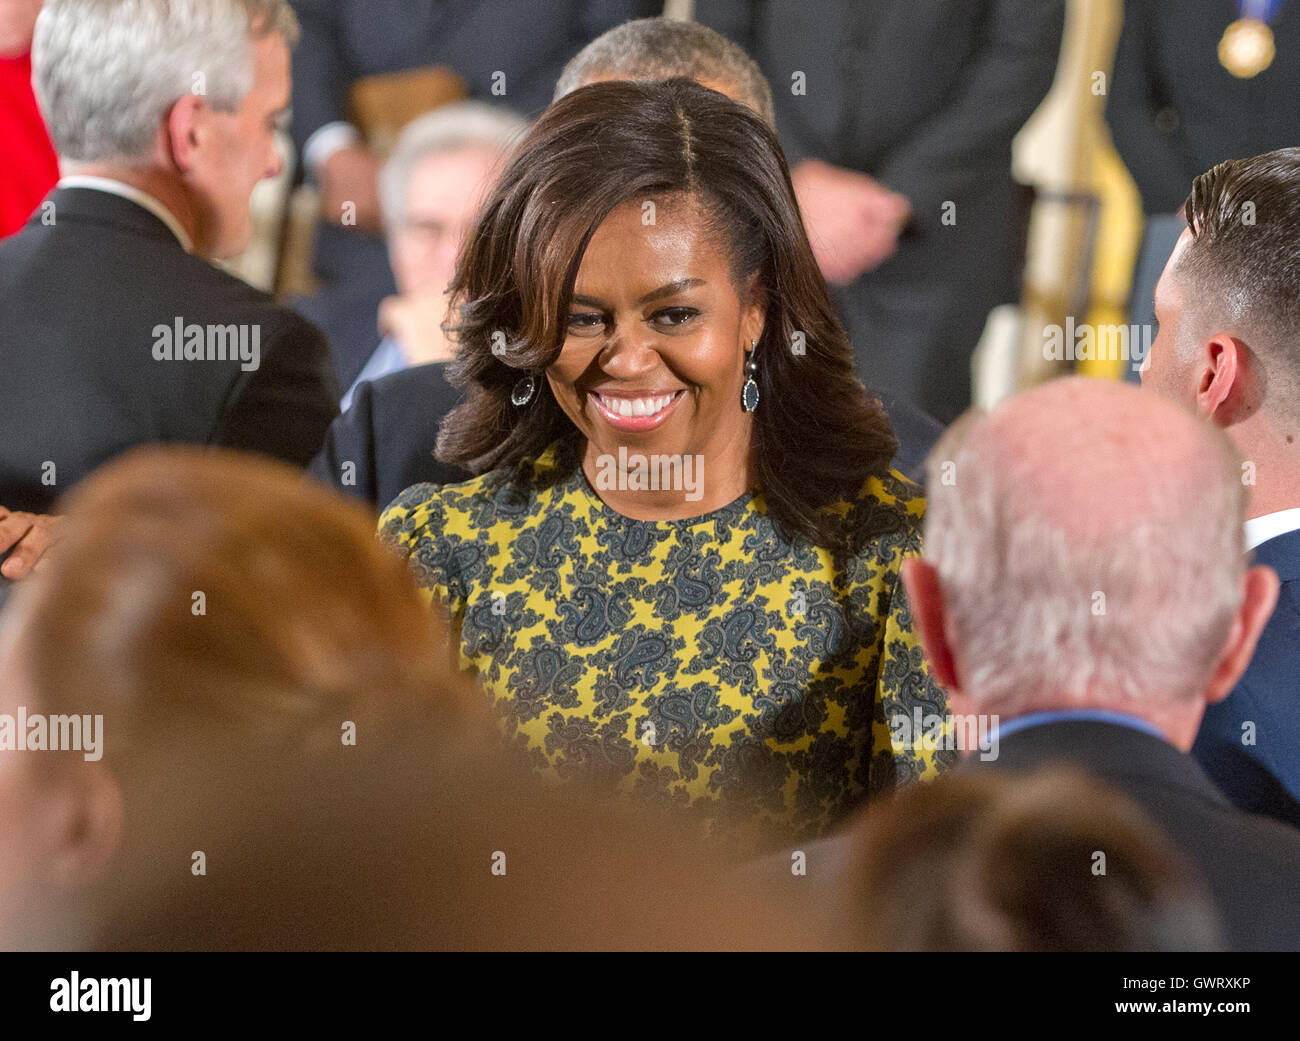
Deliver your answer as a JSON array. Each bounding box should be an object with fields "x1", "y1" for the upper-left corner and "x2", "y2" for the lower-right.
[
  {"x1": 309, "y1": 360, "x2": 469, "y2": 511},
  {"x1": 0, "y1": 187, "x2": 339, "y2": 514},
  {"x1": 975, "y1": 720, "x2": 1300, "y2": 951},
  {"x1": 288, "y1": 0, "x2": 647, "y2": 155},
  {"x1": 290, "y1": 256, "x2": 392, "y2": 390},
  {"x1": 1194, "y1": 529, "x2": 1300, "y2": 827},
  {"x1": 879, "y1": 393, "x2": 943, "y2": 486},
  {"x1": 1107, "y1": 0, "x2": 1300, "y2": 215},
  {"x1": 695, "y1": 0, "x2": 1064, "y2": 421},
  {"x1": 309, "y1": 362, "x2": 944, "y2": 510}
]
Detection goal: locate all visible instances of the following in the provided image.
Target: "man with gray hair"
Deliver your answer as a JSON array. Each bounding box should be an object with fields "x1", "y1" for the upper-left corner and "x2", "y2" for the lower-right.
[
  {"x1": 0, "y1": 0, "x2": 337, "y2": 552},
  {"x1": 339, "y1": 101, "x2": 526, "y2": 409},
  {"x1": 902, "y1": 376, "x2": 1300, "y2": 951}
]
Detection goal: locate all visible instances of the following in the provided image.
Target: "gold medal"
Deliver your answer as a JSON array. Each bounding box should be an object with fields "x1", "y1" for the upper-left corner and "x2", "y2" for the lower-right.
[{"x1": 1219, "y1": 18, "x2": 1276, "y2": 78}]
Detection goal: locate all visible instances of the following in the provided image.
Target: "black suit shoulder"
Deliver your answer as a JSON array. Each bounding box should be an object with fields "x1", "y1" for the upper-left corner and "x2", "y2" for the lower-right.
[
  {"x1": 978, "y1": 721, "x2": 1300, "y2": 951},
  {"x1": 0, "y1": 189, "x2": 337, "y2": 512},
  {"x1": 310, "y1": 360, "x2": 468, "y2": 509},
  {"x1": 195, "y1": 265, "x2": 340, "y2": 467}
]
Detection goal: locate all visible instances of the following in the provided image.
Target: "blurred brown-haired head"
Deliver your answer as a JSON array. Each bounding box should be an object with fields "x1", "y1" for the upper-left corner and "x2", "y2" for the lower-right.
[
  {"x1": 0, "y1": 447, "x2": 496, "y2": 947},
  {"x1": 15, "y1": 446, "x2": 484, "y2": 759},
  {"x1": 88, "y1": 726, "x2": 829, "y2": 951},
  {"x1": 848, "y1": 769, "x2": 1223, "y2": 951}
]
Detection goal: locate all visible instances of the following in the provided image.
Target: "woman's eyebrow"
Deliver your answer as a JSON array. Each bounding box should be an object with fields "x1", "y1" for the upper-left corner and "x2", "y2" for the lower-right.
[
  {"x1": 569, "y1": 278, "x2": 707, "y2": 309},
  {"x1": 638, "y1": 278, "x2": 706, "y2": 304}
]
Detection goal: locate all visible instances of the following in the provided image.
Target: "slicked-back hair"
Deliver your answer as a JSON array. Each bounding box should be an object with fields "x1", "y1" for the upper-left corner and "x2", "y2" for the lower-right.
[
  {"x1": 435, "y1": 79, "x2": 897, "y2": 550},
  {"x1": 1180, "y1": 147, "x2": 1300, "y2": 417},
  {"x1": 554, "y1": 16, "x2": 776, "y2": 128}
]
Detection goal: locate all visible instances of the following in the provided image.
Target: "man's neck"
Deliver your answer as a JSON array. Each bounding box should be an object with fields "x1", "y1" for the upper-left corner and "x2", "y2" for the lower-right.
[
  {"x1": 62, "y1": 163, "x2": 204, "y2": 255},
  {"x1": 1227, "y1": 411, "x2": 1300, "y2": 519}
]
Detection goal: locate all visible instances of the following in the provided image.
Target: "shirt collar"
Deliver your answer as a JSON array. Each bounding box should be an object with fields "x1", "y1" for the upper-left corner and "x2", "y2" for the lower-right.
[
  {"x1": 56, "y1": 175, "x2": 194, "y2": 253},
  {"x1": 1244, "y1": 508, "x2": 1300, "y2": 552},
  {"x1": 994, "y1": 709, "x2": 1166, "y2": 743}
]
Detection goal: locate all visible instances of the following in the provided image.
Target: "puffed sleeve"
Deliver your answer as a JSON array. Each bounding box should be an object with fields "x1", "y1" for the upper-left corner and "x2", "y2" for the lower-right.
[{"x1": 377, "y1": 483, "x2": 466, "y2": 618}]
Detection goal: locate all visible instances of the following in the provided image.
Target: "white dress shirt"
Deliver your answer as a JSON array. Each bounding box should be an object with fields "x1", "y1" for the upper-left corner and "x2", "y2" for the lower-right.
[
  {"x1": 302, "y1": 121, "x2": 362, "y2": 180},
  {"x1": 1245, "y1": 508, "x2": 1300, "y2": 552}
]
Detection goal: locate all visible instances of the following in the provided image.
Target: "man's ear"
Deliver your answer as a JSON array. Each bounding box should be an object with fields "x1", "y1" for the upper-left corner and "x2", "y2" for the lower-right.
[
  {"x1": 44, "y1": 764, "x2": 123, "y2": 890},
  {"x1": 900, "y1": 557, "x2": 962, "y2": 695},
  {"x1": 1204, "y1": 563, "x2": 1279, "y2": 704},
  {"x1": 164, "y1": 93, "x2": 209, "y2": 175},
  {"x1": 1196, "y1": 334, "x2": 1243, "y2": 424}
]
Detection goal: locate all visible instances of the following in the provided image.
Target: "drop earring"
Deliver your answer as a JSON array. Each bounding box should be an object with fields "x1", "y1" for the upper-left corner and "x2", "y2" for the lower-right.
[
  {"x1": 511, "y1": 373, "x2": 537, "y2": 406},
  {"x1": 741, "y1": 339, "x2": 760, "y2": 413}
]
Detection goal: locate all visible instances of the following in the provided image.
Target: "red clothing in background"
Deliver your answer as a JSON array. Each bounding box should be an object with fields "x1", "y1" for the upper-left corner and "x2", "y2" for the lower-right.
[{"x1": 0, "y1": 52, "x2": 58, "y2": 238}]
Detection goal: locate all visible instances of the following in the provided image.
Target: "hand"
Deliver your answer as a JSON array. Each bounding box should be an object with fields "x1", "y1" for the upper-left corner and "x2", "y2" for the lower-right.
[
  {"x1": 0, "y1": 509, "x2": 62, "y2": 580},
  {"x1": 378, "y1": 288, "x2": 455, "y2": 365},
  {"x1": 320, "y1": 144, "x2": 383, "y2": 234},
  {"x1": 792, "y1": 159, "x2": 911, "y2": 285}
]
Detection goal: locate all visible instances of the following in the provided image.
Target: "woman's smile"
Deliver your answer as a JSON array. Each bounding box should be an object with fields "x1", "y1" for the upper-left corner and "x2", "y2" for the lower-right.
[{"x1": 587, "y1": 388, "x2": 686, "y2": 431}]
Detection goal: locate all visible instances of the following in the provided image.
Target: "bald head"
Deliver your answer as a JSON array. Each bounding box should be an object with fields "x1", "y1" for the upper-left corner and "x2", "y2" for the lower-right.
[
  {"x1": 979, "y1": 379, "x2": 1239, "y2": 538},
  {"x1": 920, "y1": 377, "x2": 1250, "y2": 718}
]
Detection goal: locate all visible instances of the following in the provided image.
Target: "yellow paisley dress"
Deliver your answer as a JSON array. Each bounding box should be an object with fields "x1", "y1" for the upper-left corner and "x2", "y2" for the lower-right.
[{"x1": 379, "y1": 441, "x2": 951, "y2": 849}]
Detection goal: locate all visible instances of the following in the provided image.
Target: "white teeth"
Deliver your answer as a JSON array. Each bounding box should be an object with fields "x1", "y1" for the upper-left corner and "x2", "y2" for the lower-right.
[{"x1": 596, "y1": 392, "x2": 676, "y2": 419}]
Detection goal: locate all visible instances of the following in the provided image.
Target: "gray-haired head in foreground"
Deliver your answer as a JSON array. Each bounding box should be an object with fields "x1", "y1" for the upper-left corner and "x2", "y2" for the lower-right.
[
  {"x1": 33, "y1": 0, "x2": 298, "y2": 163},
  {"x1": 379, "y1": 102, "x2": 528, "y2": 233},
  {"x1": 554, "y1": 16, "x2": 775, "y2": 128},
  {"x1": 922, "y1": 378, "x2": 1246, "y2": 714}
]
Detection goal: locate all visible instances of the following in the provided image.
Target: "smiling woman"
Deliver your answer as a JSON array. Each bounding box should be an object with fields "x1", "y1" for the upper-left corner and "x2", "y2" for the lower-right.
[{"x1": 379, "y1": 79, "x2": 952, "y2": 851}]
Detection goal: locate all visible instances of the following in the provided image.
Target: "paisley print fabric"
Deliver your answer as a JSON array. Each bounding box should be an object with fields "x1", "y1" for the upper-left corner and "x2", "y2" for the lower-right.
[{"x1": 379, "y1": 442, "x2": 953, "y2": 850}]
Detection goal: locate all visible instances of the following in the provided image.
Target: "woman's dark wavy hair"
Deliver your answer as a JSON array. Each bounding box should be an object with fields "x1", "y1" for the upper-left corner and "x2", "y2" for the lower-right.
[{"x1": 436, "y1": 78, "x2": 897, "y2": 549}]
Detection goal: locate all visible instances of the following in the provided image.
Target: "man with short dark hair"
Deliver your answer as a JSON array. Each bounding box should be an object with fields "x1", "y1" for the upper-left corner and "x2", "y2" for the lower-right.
[{"x1": 1143, "y1": 146, "x2": 1300, "y2": 824}]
